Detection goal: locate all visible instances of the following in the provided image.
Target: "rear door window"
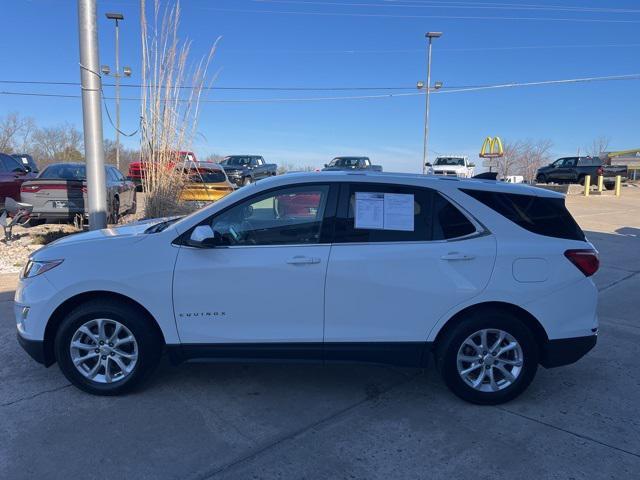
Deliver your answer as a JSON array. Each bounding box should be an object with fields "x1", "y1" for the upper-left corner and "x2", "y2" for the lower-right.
[
  {"x1": 334, "y1": 183, "x2": 477, "y2": 243},
  {"x1": 461, "y1": 189, "x2": 585, "y2": 241}
]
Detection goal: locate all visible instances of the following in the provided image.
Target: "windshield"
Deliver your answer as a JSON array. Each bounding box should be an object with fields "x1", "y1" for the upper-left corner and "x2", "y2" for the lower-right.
[
  {"x1": 185, "y1": 169, "x2": 227, "y2": 183},
  {"x1": 329, "y1": 157, "x2": 363, "y2": 167},
  {"x1": 12, "y1": 154, "x2": 39, "y2": 173},
  {"x1": 222, "y1": 157, "x2": 251, "y2": 166},
  {"x1": 434, "y1": 157, "x2": 465, "y2": 166},
  {"x1": 39, "y1": 164, "x2": 86, "y2": 180}
]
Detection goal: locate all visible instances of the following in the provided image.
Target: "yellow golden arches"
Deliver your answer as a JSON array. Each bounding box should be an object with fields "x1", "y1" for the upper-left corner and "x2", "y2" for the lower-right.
[{"x1": 480, "y1": 136, "x2": 504, "y2": 158}]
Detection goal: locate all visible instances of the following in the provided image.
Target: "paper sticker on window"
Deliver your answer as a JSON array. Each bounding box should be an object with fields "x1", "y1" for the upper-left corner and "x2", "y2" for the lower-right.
[
  {"x1": 383, "y1": 193, "x2": 414, "y2": 231},
  {"x1": 354, "y1": 192, "x2": 414, "y2": 231},
  {"x1": 355, "y1": 192, "x2": 384, "y2": 229}
]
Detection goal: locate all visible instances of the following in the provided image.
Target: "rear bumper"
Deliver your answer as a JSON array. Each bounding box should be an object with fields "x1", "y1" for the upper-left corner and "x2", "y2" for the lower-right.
[
  {"x1": 29, "y1": 210, "x2": 87, "y2": 224},
  {"x1": 17, "y1": 332, "x2": 48, "y2": 365},
  {"x1": 540, "y1": 333, "x2": 597, "y2": 368}
]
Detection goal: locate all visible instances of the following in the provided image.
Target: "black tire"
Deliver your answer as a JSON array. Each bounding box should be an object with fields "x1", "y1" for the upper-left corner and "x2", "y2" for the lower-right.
[
  {"x1": 535, "y1": 174, "x2": 546, "y2": 184},
  {"x1": 578, "y1": 175, "x2": 586, "y2": 186},
  {"x1": 54, "y1": 299, "x2": 163, "y2": 396},
  {"x1": 435, "y1": 308, "x2": 539, "y2": 405},
  {"x1": 242, "y1": 176, "x2": 253, "y2": 186},
  {"x1": 604, "y1": 182, "x2": 615, "y2": 191}
]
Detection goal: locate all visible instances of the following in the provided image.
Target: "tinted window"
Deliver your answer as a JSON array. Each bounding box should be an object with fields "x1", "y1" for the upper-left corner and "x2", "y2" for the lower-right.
[
  {"x1": 563, "y1": 158, "x2": 578, "y2": 167},
  {"x1": 186, "y1": 168, "x2": 227, "y2": 183},
  {"x1": 112, "y1": 168, "x2": 125, "y2": 181},
  {"x1": 39, "y1": 164, "x2": 86, "y2": 180},
  {"x1": 206, "y1": 185, "x2": 330, "y2": 246},
  {"x1": 334, "y1": 183, "x2": 433, "y2": 243},
  {"x1": 432, "y1": 193, "x2": 477, "y2": 240},
  {"x1": 0, "y1": 153, "x2": 23, "y2": 173},
  {"x1": 461, "y1": 189, "x2": 585, "y2": 241},
  {"x1": 11, "y1": 154, "x2": 38, "y2": 173}
]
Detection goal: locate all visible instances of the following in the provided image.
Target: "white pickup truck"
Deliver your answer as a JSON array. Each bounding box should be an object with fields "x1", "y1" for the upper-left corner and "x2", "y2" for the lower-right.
[{"x1": 426, "y1": 156, "x2": 475, "y2": 178}]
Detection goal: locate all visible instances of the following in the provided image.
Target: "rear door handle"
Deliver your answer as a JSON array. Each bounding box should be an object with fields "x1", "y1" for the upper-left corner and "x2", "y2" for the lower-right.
[
  {"x1": 287, "y1": 256, "x2": 321, "y2": 265},
  {"x1": 441, "y1": 252, "x2": 475, "y2": 261}
]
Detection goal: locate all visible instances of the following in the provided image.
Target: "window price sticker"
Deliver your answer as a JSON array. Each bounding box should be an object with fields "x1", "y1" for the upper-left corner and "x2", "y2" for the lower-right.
[{"x1": 355, "y1": 192, "x2": 414, "y2": 231}]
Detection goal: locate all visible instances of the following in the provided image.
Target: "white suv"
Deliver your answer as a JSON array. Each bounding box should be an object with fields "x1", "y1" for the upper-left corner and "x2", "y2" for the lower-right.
[{"x1": 15, "y1": 172, "x2": 599, "y2": 404}]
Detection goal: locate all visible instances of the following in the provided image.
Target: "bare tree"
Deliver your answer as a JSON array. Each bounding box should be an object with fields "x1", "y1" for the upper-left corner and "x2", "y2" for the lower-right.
[
  {"x1": 497, "y1": 138, "x2": 554, "y2": 183},
  {"x1": 277, "y1": 162, "x2": 316, "y2": 174},
  {"x1": 519, "y1": 139, "x2": 554, "y2": 183},
  {"x1": 104, "y1": 139, "x2": 139, "y2": 171},
  {"x1": 494, "y1": 140, "x2": 524, "y2": 179},
  {"x1": 585, "y1": 136, "x2": 610, "y2": 157},
  {"x1": 31, "y1": 123, "x2": 84, "y2": 165},
  {"x1": 0, "y1": 112, "x2": 35, "y2": 153}
]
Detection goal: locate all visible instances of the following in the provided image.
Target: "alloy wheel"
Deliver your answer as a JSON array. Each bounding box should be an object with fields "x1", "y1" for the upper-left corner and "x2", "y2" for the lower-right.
[
  {"x1": 456, "y1": 328, "x2": 524, "y2": 393},
  {"x1": 69, "y1": 318, "x2": 138, "y2": 384}
]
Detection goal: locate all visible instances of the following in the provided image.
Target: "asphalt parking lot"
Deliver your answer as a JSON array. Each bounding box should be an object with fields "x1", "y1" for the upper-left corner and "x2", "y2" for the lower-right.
[{"x1": 1, "y1": 189, "x2": 639, "y2": 479}]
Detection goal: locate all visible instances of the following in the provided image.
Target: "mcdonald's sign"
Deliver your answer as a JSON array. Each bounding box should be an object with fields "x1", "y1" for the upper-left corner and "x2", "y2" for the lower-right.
[{"x1": 479, "y1": 136, "x2": 504, "y2": 158}]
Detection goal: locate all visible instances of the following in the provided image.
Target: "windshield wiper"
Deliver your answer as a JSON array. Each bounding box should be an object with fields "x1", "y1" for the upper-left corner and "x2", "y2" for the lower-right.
[{"x1": 144, "y1": 217, "x2": 181, "y2": 234}]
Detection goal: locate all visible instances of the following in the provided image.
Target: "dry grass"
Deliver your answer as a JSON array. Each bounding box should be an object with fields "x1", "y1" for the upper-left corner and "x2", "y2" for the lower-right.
[
  {"x1": 30, "y1": 229, "x2": 78, "y2": 245},
  {"x1": 139, "y1": 0, "x2": 219, "y2": 218}
]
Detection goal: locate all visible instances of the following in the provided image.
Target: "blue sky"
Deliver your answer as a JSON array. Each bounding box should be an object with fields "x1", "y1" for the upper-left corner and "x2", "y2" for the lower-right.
[{"x1": 1, "y1": 0, "x2": 639, "y2": 172}]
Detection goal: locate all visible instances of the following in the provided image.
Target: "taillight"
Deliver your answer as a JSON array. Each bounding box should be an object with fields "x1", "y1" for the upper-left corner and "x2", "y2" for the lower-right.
[
  {"x1": 21, "y1": 185, "x2": 41, "y2": 193},
  {"x1": 564, "y1": 249, "x2": 599, "y2": 277}
]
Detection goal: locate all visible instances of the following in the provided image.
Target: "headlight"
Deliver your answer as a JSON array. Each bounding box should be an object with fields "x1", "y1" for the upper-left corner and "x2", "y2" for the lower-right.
[{"x1": 22, "y1": 259, "x2": 64, "y2": 279}]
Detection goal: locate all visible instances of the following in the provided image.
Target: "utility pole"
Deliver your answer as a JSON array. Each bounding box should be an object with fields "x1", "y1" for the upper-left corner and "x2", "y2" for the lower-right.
[
  {"x1": 104, "y1": 12, "x2": 128, "y2": 170},
  {"x1": 422, "y1": 31, "x2": 443, "y2": 174},
  {"x1": 78, "y1": 0, "x2": 108, "y2": 229}
]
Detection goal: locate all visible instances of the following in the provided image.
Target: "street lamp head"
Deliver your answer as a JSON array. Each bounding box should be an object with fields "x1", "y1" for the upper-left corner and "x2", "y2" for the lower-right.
[
  {"x1": 100, "y1": 65, "x2": 111, "y2": 76},
  {"x1": 123, "y1": 66, "x2": 132, "y2": 77},
  {"x1": 426, "y1": 31, "x2": 443, "y2": 38},
  {"x1": 434, "y1": 81, "x2": 443, "y2": 90},
  {"x1": 105, "y1": 12, "x2": 124, "y2": 21},
  {"x1": 416, "y1": 81, "x2": 425, "y2": 89}
]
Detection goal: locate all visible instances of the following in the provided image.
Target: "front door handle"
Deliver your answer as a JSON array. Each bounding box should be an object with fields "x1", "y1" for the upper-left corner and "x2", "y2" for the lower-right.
[
  {"x1": 441, "y1": 252, "x2": 475, "y2": 261},
  {"x1": 287, "y1": 256, "x2": 321, "y2": 265}
]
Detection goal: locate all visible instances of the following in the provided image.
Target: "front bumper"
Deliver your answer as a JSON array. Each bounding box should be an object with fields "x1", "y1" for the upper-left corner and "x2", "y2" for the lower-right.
[
  {"x1": 540, "y1": 333, "x2": 597, "y2": 368},
  {"x1": 17, "y1": 332, "x2": 48, "y2": 365}
]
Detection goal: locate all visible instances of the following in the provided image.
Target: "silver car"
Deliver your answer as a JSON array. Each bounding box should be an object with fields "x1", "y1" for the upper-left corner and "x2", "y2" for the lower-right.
[{"x1": 20, "y1": 162, "x2": 137, "y2": 225}]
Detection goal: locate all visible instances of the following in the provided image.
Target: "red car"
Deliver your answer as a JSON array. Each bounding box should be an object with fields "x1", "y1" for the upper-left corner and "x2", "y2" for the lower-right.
[
  {"x1": 0, "y1": 153, "x2": 37, "y2": 211},
  {"x1": 127, "y1": 151, "x2": 196, "y2": 191}
]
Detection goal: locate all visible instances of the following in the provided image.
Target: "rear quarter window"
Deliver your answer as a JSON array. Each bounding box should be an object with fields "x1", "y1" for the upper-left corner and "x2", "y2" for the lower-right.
[{"x1": 461, "y1": 189, "x2": 585, "y2": 241}]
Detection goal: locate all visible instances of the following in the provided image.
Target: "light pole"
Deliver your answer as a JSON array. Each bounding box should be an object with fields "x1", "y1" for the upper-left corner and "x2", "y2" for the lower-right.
[
  {"x1": 421, "y1": 31, "x2": 442, "y2": 174},
  {"x1": 103, "y1": 12, "x2": 131, "y2": 171},
  {"x1": 78, "y1": 0, "x2": 108, "y2": 229}
]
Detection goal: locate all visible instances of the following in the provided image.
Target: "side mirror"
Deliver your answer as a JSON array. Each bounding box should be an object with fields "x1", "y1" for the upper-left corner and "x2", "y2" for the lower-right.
[
  {"x1": 324, "y1": 164, "x2": 328, "y2": 168},
  {"x1": 189, "y1": 225, "x2": 222, "y2": 248},
  {"x1": 425, "y1": 162, "x2": 432, "y2": 167}
]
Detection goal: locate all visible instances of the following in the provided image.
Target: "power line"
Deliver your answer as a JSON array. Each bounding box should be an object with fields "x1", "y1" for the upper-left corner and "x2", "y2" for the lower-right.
[
  {"x1": 254, "y1": 0, "x2": 640, "y2": 15},
  {"x1": 203, "y1": 6, "x2": 640, "y2": 24},
  {"x1": 1, "y1": 73, "x2": 639, "y2": 104},
  {"x1": 225, "y1": 43, "x2": 640, "y2": 54}
]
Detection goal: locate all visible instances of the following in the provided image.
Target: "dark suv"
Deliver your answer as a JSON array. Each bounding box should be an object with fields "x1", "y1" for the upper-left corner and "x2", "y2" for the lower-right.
[
  {"x1": 0, "y1": 153, "x2": 36, "y2": 210},
  {"x1": 536, "y1": 156, "x2": 627, "y2": 189}
]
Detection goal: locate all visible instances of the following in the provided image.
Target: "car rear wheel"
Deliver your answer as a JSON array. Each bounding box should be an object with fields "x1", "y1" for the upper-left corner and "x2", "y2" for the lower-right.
[
  {"x1": 436, "y1": 308, "x2": 539, "y2": 404},
  {"x1": 54, "y1": 300, "x2": 162, "y2": 395}
]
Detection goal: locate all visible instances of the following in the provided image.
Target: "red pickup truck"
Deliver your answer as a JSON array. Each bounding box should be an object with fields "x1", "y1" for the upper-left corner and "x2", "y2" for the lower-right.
[{"x1": 127, "y1": 151, "x2": 196, "y2": 191}]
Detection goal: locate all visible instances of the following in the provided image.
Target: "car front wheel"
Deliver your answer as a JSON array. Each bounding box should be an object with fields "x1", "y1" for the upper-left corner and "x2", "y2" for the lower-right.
[
  {"x1": 436, "y1": 309, "x2": 538, "y2": 405},
  {"x1": 54, "y1": 300, "x2": 162, "y2": 395},
  {"x1": 536, "y1": 174, "x2": 547, "y2": 184}
]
